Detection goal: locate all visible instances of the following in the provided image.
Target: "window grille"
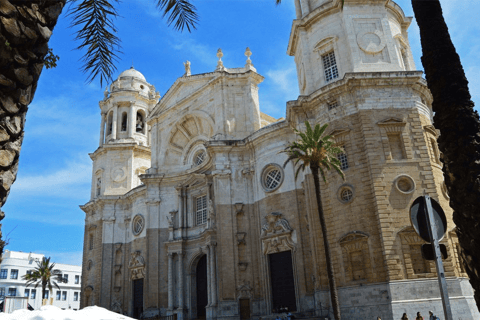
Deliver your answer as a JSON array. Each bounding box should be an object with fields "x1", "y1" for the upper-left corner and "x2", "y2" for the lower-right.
[
  {"x1": 194, "y1": 150, "x2": 206, "y2": 166},
  {"x1": 31, "y1": 289, "x2": 36, "y2": 299},
  {"x1": 0, "y1": 269, "x2": 7, "y2": 279},
  {"x1": 322, "y1": 51, "x2": 339, "y2": 82},
  {"x1": 327, "y1": 101, "x2": 338, "y2": 110},
  {"x1": 337, "y1": 147, "x2": 349, "y2": 170},
  {"x1": 264, "y1": 169, "x2": 282, "y2": 190},
  {"x1": 62, "y1": 291, "x2": 67, "y2": 301},
  {"x1": 75, "y1": 275, "x2": 80, "y2": 284},
  {"x1": 24, "y1": 289, "x2": 30, "y2": 298},
  {"x1": 0, "y1": 288, "x2": 5, "y2": 298},
  {"x1": 63, "y1": 274, "x2": 68, "y2": 283},
  {"x1": 341, "y1": 188, "x2": 353, "y2": 202},
  {"x1": 56, "y1": 291, "x2": 61, "y2": 300},
  {"x1": 196, "y1": 195, "x2": 208, "y2": 226},
  {"x1": 74, "y1": 292, "x2": 79, "y2": 301}
]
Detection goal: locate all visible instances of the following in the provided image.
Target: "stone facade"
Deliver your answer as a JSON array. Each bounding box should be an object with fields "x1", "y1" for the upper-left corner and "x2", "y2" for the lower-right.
[{"x1": 80, "y1": 0, "x2": 480, "y2": 319}]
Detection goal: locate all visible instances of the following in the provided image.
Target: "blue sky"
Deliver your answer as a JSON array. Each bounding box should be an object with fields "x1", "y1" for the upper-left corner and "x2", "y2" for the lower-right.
[{"x1": 2, "y1": 0, "x2": 479, "y2": 266}]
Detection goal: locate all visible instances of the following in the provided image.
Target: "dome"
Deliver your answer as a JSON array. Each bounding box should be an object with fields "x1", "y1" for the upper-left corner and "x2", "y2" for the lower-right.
[{"x1": 118, "y1": 67, "x2": 146, "y2": 81}]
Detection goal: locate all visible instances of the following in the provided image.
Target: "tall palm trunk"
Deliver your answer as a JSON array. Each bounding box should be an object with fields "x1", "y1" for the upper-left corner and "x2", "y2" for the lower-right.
[
  {"x1": 0, "y1": 0, "x2": 66, "y2": 258},
  {"x1": 310, "y1": 164, "x2": 341, "y2": 320},
  {"x1": 412, "y1": 0, "x2": 480, "y2": 310}
]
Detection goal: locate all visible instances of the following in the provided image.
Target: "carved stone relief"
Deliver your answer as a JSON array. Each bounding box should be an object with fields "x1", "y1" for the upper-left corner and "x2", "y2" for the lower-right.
[
  {"x1": 128, "y1": 251, "x2": 146, "y2": 280},
  {"x1": 261, "y1": 212, "x2": 295, "y2": 255}
]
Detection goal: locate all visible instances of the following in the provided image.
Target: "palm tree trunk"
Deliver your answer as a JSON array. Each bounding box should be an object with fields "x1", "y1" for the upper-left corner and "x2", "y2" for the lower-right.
[
  {"x1": 412, "y1": 0, "x2": 480, "y2": 310},
  {"x1": 0, "y1": 0, "x2": 66, "y2": 259},
  {"x1": 310, "y1": 164, "x2": 341, "y2": 320}
]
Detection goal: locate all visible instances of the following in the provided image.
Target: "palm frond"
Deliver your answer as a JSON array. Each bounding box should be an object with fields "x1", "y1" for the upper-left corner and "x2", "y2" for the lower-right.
[
  {"x1": 69, "y1": 0, "x2": 122, "y2": 86},
  {"x1": 156, "y1": 0, "x2": 199, "y2": 32}
]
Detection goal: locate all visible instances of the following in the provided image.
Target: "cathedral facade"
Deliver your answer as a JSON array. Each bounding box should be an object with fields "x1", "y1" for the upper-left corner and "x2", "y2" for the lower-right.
[{"x1": 80, "y1": 0, "x2": 480, "y2": 319}]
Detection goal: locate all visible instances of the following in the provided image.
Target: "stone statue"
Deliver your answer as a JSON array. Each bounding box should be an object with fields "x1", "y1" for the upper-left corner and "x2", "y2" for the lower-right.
[
  {"x1": 184, "y1": 60, "x2": 191, "y2": 76},
  {"x1": 167, "y1": 210, "x2": 177, "y2": 228},
  {"x1": 136, "y1": 114, "x2": 143, "y2": 132},
  {"x1": 104, "y1": 86, "x2": 109, "y2": 99}
]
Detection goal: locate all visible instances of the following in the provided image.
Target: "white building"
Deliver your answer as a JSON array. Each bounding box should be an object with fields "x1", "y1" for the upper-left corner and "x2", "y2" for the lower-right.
[{"x1": 0, "y1": 250, "x2": 82, "y2": 310}]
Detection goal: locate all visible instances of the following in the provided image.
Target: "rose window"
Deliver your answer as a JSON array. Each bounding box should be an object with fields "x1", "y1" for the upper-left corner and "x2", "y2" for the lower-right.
[{"x1": 132, "y1": 215, "x2": 145, "y2": 236}]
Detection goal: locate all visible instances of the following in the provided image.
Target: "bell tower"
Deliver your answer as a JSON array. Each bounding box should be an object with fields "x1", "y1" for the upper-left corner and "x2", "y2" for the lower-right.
[
  {"x1": 288, "y1": 0, "x2": 416, "y2": 96},
  {"x1": 90, "y1": 67, "x2": 160, "y2": 198}
]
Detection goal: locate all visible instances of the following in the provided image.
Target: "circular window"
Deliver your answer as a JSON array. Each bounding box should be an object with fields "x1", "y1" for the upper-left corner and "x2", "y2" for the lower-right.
[
  {"x1": 394, "y1": 175, "x2": 415, "y2": 194},
  {"x1": 132, "y1": 214, "x2": 145, "y2": 236},
  {"x1": 337, "y1": 184, "x2": 355, "y2": 204},
  {"x1": 194, "y1": 150, "x2": 206, "y2": 166},
  {"x1": 140, "y1": 85, "x2": 144, "y2": 90},
  {"x1": 261, "y1": 164, "x2": 284, "y2": 192}
]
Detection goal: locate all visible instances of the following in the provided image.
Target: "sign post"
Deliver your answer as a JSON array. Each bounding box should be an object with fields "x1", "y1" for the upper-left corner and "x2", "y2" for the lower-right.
[{"x1": 424, "y1": 195, "x2": 453, "y2": 320}]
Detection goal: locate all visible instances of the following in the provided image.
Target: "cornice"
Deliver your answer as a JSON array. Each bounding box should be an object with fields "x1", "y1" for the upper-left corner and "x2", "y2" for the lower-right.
[
  {"x1": 90, "y1": 143, "x2": 151, "y2": 161},
  {"x1": 286, "y1": 71, "x2": 430, "y2": 122}
]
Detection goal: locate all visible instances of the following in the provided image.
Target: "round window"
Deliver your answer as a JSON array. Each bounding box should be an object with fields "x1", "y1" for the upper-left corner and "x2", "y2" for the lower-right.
[
  {"x1": 337, "y1": 184, "x2": 355, "y2": 204},
  {"x1": 194, "y1": 150, "x2": 206, "y2": 166},
  {"x1": 132, "y1": 214, "x2": 145, "y2": 236},
  {"x1": 261, "y1": 164, "x2": 284, "y2": 192},
  {"x1": 394, "y1": 175, "x2": 416, "y2": 194}
]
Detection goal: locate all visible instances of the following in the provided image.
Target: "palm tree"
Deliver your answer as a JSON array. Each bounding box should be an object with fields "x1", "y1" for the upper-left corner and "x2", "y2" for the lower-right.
[
  {"x1": 283, "y1": 121, "x2": 344, "y2": 320},
  {"x1": 22, "y1": 257, "x2": 64, "y2": 305},
  {"x1": 0, "y1": 0, "x2": 198, "y2": 260},
  {"x1": 411, "y1": 0, "x2": 480, "y2": 310}
]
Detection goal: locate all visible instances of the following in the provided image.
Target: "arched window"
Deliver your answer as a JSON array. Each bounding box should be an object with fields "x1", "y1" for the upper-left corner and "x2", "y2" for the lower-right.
[
  {"x1": 107, "y1": 112, "x2": 113, "y2": 135},
  {"x1": 121, "y1": 112, "x2": 127, "y2": 132},
  {"x1": 136, "y1": 111, "x2": 145, "y2": 134}
]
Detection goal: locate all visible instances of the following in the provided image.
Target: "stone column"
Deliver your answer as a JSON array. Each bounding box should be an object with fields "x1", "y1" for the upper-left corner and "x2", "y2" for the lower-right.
[
  {"x1": 182, "y1": 187, "x2": 187, "y2": 238},
  {"x1": 99, "y1": 113, "x2": 106, "y2": 146},
  {"x1": 112, "y1": 105, "x2": 118, "y2": 140},
  {"x1": 206, "y1": 245, "x2": 212, "y2": 306},
  {"x1": 210, "y1": 242, "x2": 217, "y2": 306},
  {"x1": 128, "y1": 103, "x2": 135, "y2": 138},
  {"x1": 168, "y1": 252, "x2": 174, "y2": 310},
  {"x1": 294, "y1": 0, "x2": 302, "y2": 19},
  {"x1": 178, "y1": 251, "x2": 184, "y2": 310}
]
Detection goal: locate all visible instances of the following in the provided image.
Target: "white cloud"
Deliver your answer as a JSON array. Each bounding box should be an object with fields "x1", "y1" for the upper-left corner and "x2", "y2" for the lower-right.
[
  {"x1": 266, "y1": 66, "x2": 299, "y2": 100},
  {"x1": 12, "y1": 158, "x2": 91, "y2": 197},
  {"x1": 170, "y1": 37, "x2": 216, "y2": 68}
]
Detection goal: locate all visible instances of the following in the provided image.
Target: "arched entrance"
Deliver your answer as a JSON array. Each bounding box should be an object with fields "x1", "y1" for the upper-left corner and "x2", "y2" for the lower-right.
[{"x1": 196, "y1": 255, "x2": 208, "y2": 319}]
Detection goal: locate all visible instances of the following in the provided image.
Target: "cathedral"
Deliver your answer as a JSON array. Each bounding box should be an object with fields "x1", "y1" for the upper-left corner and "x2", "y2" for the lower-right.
[{"x1": 79, "y1": 0, "x2": 480, "y2": 319}]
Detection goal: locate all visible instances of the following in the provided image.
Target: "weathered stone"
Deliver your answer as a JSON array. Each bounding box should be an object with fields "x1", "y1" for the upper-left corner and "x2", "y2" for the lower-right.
[
  {"x1": 2, "y1": 116, "x2": 21, "y2": 135},
  {"x1": 13, "y1": 68, "x2": 32, "y2": 86},
  {"x1": 0, "y1": 74, "x2": 14, "y2": 87},
  {"x1": 0, "y1": 0, "x2": 16, "y2": 16},
  {"x1": 18, "y1": 21, "x2": 37, "y2": 40},
  {"x1": 0, "y1": 16, "x2": 20, "y2": 38},
  {"x1": 0, "y1": 149, "x2": 15, "y2": 167},
  {"x1": 0, "y1": 95, "x2": 18, "y2": 113},
  {"x1": 35, "y1": 10, "x2": 46, "y2": 25},
  {"x1": 0, "y1": 127, "x2": 10, "y2": 142},
  {"x1": 0, "y1": 161, "x2": 17, "y2": 191},
  {"x1": 5, "y1": 138, "x2": 21, "y2": 152},
  {"x1": 17, "y1": 85, "x2": 32, "y2": 106},
  {"x1": 14, "y1": 53, "x2": 28, "y2": 66},
  {"x1": 37, "y1": 23, "x2": 52, "y2": 40}
]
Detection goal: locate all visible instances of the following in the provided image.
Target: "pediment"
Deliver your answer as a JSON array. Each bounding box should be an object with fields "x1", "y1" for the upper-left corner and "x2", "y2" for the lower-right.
[
  {"x1": 314, "y1": 36, "x2": 338, "y2": 52},
  {"x1": 377, "y1": 117, "x2": 406, "y2": 126},
  {"x1": 176, "y1": 173, "x2": 207, "y2": 188},
  {"x1": 150, "y1": 74, "x2": 217, "y2": 119},
  {"x1": 339, "y1": 231, "x2": 369, "y2": 244},
  {"x1": 328, "y1": 128, "x2": 350, "y2": 137},
  {"x1": 424, "y1": 125, "x2": 439, "y2": 137}
]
